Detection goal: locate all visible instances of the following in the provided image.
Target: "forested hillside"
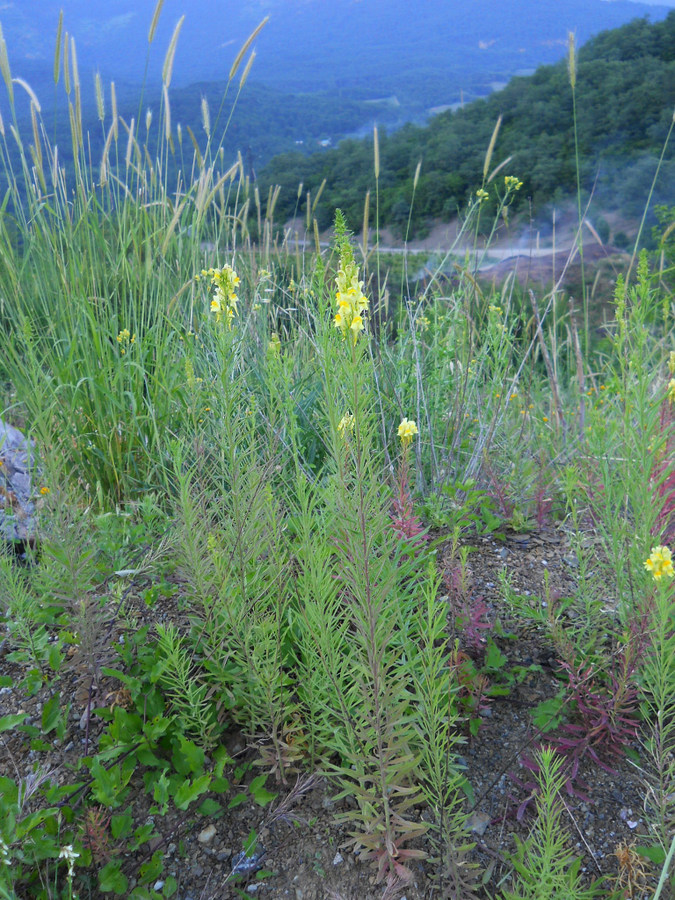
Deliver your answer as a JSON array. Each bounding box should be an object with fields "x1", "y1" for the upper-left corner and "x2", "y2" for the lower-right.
[{"x1": 259, "y1": 12, "x2": 675, "y2": 235}]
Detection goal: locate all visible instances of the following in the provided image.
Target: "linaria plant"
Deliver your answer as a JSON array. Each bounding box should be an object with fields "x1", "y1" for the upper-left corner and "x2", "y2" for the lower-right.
[
  {"x1": 501, "y1": 747, "x2": 605, "y2": 900},
  {"x1": 170, "y1": 268, "x2": 299, "y2": 774},
  {"x1": 293, "y1": 212, "x2": 455, "y2": 890},
  {"x1": 638, "y1": 543, "x2": 675, "y2": 875}
]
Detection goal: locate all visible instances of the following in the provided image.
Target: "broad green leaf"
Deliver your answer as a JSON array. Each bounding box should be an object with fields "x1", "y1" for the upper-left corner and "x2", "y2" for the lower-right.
[{"x1": 174, "y1": 774, "x2": 211, "y2": 811}]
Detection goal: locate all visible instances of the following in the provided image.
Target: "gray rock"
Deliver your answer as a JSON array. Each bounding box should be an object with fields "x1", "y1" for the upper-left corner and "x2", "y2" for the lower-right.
[{"x1": 0, "y1": 419, "x2": 40, "y2": 544}]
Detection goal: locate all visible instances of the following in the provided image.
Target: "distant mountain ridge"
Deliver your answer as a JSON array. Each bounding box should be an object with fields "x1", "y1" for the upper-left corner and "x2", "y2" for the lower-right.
[{"x1": 0, "y1": 0, "x2": 672, "y2": 110}]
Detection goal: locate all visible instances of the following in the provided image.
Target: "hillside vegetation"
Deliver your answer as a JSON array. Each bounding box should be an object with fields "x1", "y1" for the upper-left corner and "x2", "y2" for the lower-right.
[
  {"x1": 260, "y1": 12, "x2": 675, "y2": 236},
  {"x1": 1, "y1": 6, "x2": 675, "y2": 900}
]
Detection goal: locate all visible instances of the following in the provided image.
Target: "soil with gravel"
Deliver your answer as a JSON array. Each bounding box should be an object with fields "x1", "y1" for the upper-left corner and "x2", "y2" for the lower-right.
[{"x1": 0, "y1": 525, "x2": 657, "y2": 900}]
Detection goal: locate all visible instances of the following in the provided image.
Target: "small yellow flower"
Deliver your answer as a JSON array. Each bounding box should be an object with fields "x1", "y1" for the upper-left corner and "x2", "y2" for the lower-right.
[
  {"x1": 668, "y1": 379, "x2": 675, "y2": 404},
  {"x1": 338, "y1": 412, "x2": 355, "y2": 436},
  {"x1": 418, "y1": 315, "x2": 430, "y2": 331},
  {"x1": 489, "y1": 304, "x2": 503, "y2": 315},
  {"x1": 504, "y1": 175, "x2": 523, "y2": 191},
  {"x1": 40, "y1": 486, "x2": 50, "y2": 495},
  {"x1": 476, "y1": 188, "x2": 489, "y2": 202},
  {"x1": 645, "y1": 545, "x2": 675, "y2": 580},
  {"x1": 398, "y1": 417, "x2": 418, "y2": 447},
  {"x1": 543, "y1": 416, "x2": 549, "y2": 423}
]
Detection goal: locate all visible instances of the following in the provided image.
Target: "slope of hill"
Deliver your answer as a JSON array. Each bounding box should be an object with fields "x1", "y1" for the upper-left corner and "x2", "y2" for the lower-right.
[{"x1": 258, "y1": 11, "x2": 675, "y2": 236}]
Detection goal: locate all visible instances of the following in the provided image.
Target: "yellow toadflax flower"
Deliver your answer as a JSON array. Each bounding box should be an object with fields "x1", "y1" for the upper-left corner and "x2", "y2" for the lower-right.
[
  {"x1": 337, "y1": 412, "x2": 355, "y2": 436},
  {"x1": 333, "y1": 256, "x2": 369, "y2": 345},
  {"x1": 644, "y1": 545, "x2": 675, "y2": 580},
  {"x1": 398, "y1": 417, "x2": 418, "y2": 447},
  {"x1": 268, "y1": 332, "x2": 281, "y2": 354},
  {"x1": 201, "y1": 264, "x2": 241, "y2": 328}
]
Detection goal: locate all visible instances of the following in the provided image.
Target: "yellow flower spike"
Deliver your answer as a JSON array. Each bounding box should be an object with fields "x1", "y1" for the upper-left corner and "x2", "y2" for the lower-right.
[
  {"x1": 398, "y1": 417, "x2": 419, "y2": 447},
  {"x1": 334, "y1": 252, "x2": 369, "y2": 343},
  {"x1": 645, "y1": 545, "x2": 675, "y2": 581},
  {"x1": 203, "y1": 264, "x2": 241, "y2": 328},
  {"x1": 668, "y1": 379, "x2": 675, "y2": 404},
  {"x1": 669, "y1": 351, "x2": 675, "y2": 375}
]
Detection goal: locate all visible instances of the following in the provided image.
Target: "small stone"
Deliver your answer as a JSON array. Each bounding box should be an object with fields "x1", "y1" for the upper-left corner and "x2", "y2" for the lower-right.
[
  {"x1": 466, "y1": 811, "x2": 491, "y2": 836},
  {"x1": 332, "y1": 852, "x2": 343, "y2": 865},
  {"x1": 246, "y1": 886, "x2": 260, "y2": 894},
  {"x1": 198, "y1": 824, "x2": 216, "y2": 844},
  {"x1": 167, "y1": 843, "x2": 176, "y2": 855},
  {"x1": 217, "y1": 848, "x2": 232, "y2": 861},
  {"x1": 153, "y1": 881, "x2": 164, "y2": 892},
  {"x1": 191, "y1": 864, "x2": 203, "y2": 876}
]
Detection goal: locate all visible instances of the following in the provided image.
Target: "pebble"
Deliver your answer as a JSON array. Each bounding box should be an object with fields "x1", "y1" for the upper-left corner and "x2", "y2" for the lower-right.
[
  {"x1": 216, "y1": 848, "x2": 232, "y2": 861},
  {"x1": 332, "y1": 852, "x2": 343, "y2": 865},
  {"x1": 197, "y1": 824, "x2": 216, "y2": 844},
  {"x1": 191, "y1": 864, "x2": 203, "y2": 877},
  {"x1": 153, "y1": 881, "x2": 164, "y2": 892}
]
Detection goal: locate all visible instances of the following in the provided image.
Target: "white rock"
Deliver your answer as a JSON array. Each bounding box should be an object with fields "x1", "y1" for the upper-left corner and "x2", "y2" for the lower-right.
[
  {"x1": 197, "y1": 824, "x2": 217, "y2": 844},
  {"x1": 332, "y1": 852, "x2": 343, "y2": 865}
]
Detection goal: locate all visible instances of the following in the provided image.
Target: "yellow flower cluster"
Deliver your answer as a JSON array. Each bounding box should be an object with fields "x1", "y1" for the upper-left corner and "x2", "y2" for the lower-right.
[
  {"x1": 668, "y1": 351, "x2": 675, "y2": 375},
  {"x1": 200, "y1": 265, "x2": 240, "y2": 328},
  {"x1": 398, "y1": 417, "x2": 418, "y2": 447},
  {"x1": 476, "y1": 189, "x2": 489, "y2": 202},
  {"x1": 668, "y1": 379, "x2": 675, "y2": 404},
  {"x1": 116, "y1": 329, "x2": 136, "y2": 354},
  {"x1": 504, "y1": 175, "x2": 523, "y2": 191},
  {"x1": 644, "y1": 545, "x2": 674, "y2": 581},
  {"x1": 334, "y1": 258, "x2": 369, "y2": 344}
]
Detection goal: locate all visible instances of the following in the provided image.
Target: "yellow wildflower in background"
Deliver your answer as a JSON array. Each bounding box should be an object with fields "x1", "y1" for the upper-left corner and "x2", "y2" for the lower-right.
[
  {"x1": 116, "y1": 329, "x2": 136, "y2": 354},
  {"x1": 268, "y1": 332, "x2": 281, "y2": 354},
  {"x1": 504, "y1": 175, "x2": 523, "y2": 191},
  {"x1": 668, "y1": 379, "x2": 675, "y2": 403},
  {"x1": 39, "y1": 486, "x2": 50, "y2": 495},
  {"x1": 476, "y1": 188, "x2": 489, "y2": 202},
  {"x1": 644, "y1": 545, "x2": 674, "y2": 580},
  {"x1": 333, "y1": 255, "x2": 369, "y2": 345},
  {"x1": 201, "y1": 264, "x2": 240, "y2": 328},
  {"x1": 398, "y1": 417, "x2": 418, "y2": 447}
]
